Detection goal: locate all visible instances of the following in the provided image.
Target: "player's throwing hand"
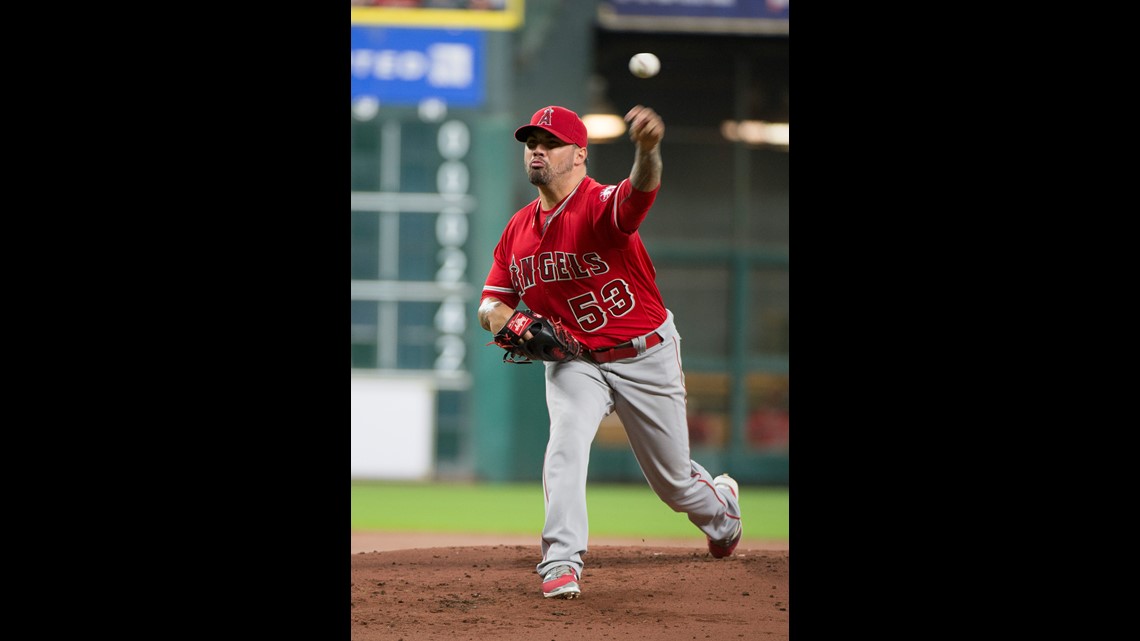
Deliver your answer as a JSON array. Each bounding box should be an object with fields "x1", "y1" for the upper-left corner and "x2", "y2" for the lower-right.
[{"x1": 625, "y1": 105, "x2": 664, "y2": 149}]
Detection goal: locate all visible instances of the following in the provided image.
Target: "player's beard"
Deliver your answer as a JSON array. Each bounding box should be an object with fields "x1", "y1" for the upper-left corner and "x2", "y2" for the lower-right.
[{"x1": 527, "y1": 154, "x2": 570, "y2": 186}]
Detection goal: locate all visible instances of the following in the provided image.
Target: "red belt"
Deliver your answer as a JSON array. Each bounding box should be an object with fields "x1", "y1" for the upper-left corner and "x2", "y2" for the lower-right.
[{"x1": 586, "y1": 332, "x2": 664, "y2": 364}]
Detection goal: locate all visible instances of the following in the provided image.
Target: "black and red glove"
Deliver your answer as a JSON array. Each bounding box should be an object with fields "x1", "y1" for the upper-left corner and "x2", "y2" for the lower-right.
[{"x1": 491, "y1": 310, "x2": 582, "y2": 364}]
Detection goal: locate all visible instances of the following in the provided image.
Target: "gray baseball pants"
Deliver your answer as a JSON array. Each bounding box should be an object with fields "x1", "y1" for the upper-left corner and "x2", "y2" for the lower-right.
[{"x1": 536, "y1": 310, "x2": 742, "y2": 578}]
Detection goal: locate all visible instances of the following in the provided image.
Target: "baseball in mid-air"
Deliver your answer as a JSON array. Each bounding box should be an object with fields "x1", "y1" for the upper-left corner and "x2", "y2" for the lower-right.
[{"x1": 628, "y1": 53, "x2": 661, "y2": 79}]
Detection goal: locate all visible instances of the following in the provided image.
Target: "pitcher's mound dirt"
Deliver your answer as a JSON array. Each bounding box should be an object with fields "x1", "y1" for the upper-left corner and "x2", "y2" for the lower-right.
[{"x1": 351, "y1": 543, "x2": 788, "y2": 641}]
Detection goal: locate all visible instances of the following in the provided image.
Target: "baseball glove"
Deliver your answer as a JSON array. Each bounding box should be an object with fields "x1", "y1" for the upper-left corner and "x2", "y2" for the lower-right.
[{"x1": 491, "y1": 309, "x2": 582, "y2": 364}]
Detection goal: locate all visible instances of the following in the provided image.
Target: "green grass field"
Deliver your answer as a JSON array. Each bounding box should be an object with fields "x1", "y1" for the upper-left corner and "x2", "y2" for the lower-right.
[{"x1": 351, "y1": 481, "x2": 788, "y2": 539}]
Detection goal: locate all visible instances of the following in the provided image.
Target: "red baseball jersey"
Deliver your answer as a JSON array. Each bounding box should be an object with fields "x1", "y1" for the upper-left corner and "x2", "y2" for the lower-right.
[{"x1": 481, "y1": 176, "x2": 667, "y2": 351}]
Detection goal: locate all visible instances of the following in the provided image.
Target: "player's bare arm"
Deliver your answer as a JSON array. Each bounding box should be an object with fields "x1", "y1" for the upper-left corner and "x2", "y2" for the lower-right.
[
  {"x1": 625, "y1": 105, "x2": 664, "y2": 192},
  {"x1": 479, "y1": 296, "x2": 537, "y2": 341},
  {"x1": 478, "y1": 297, "x2": 513, "y2": 333}
]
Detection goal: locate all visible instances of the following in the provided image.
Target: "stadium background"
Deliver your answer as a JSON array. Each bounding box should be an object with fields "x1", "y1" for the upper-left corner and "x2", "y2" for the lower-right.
[{"x1": 350, "y1": 0, "x2": 789, "y2": 488}]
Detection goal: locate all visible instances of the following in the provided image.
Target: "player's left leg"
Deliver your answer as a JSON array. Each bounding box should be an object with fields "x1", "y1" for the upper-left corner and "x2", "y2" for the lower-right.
[{"x1": 608, "y1": 316, "x2": 741, "y2": 547}]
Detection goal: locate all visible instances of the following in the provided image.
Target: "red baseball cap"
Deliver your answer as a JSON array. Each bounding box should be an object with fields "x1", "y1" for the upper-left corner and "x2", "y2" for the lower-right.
[{"x1": 514, "y1": 106, "x2": 588, "y2": 148}]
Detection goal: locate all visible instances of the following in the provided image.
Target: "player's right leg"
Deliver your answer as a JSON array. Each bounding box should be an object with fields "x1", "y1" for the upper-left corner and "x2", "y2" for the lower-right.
[
  {"x1": 535, "y1": 358, "x2": 611, "y2": 597},
  {"x1": 541, "y1": 564, "x2": 580, "y2": 599}
]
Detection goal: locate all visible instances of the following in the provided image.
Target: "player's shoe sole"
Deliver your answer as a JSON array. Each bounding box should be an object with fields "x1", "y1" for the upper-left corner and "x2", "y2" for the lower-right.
[
  {"x1": 542, "y1": 565, "x2": 581, "y2": 599},
  {"x1": 708, "y1": 474, "x2": 742, "y2": 558}
]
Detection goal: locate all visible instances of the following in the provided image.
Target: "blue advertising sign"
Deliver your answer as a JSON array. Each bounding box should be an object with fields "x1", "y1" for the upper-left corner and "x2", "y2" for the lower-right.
[
  {"x1": 597, "y1": 0, "x2": 789, "y2": 34},
  {"x1": 350, "y1": 26, "x2": 485, "y2": 108}
]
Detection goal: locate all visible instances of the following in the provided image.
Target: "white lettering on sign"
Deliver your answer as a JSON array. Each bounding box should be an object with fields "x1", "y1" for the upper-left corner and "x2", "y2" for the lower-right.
[
  {"x1": 350, "y1": 44, "x2": 475, "y2": 88},
  {"x1": 427, "y1": 44, "x2": 474, "y2": 88}
]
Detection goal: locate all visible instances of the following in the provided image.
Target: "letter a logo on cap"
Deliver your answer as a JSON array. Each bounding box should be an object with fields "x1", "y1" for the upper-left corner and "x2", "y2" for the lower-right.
[{"x1": 514, "y1": 106, "x2": 588, "y2": 148}]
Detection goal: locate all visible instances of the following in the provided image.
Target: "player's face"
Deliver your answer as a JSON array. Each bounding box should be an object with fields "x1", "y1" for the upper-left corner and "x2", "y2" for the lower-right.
[{"x1": 524, "y1": 131, "x2": 578, "y2": 186}]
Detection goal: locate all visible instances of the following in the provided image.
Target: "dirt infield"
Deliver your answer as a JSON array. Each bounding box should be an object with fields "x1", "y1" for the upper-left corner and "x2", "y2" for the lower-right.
[{"x1": 350, "y1": 533, "x2": 789, "y2": 641}]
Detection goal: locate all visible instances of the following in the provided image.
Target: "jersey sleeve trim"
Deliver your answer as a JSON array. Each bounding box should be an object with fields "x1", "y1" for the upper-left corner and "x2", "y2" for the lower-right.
[
  {"x1": 481, "y1": 285, "x2": 519, "y2": 309},
  {"x1": 612, "y1": 179, "x2": 660, "y2": 234},
  {"x1": 482, "y1": 285, "x2": 515, "y2": 296}
]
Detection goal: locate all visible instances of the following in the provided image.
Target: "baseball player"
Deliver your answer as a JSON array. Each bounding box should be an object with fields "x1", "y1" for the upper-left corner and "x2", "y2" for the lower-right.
[{"x1": 477, "y1": 105, "x2": 743, "y2": 599}]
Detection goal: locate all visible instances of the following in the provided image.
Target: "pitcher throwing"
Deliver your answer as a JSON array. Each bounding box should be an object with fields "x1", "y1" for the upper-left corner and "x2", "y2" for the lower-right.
[{"x1": 477, "y1": 104, "x2": 743, "y2": 599}]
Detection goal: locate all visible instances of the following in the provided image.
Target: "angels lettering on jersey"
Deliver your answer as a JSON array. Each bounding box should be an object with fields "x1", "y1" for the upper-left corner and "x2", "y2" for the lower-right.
[
  {"x1": 509, "y1": 250, "x2": 637, "y2": 333},
  {"x1": 509, "y1": 251, "x2": 610, "y2": 293}
]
